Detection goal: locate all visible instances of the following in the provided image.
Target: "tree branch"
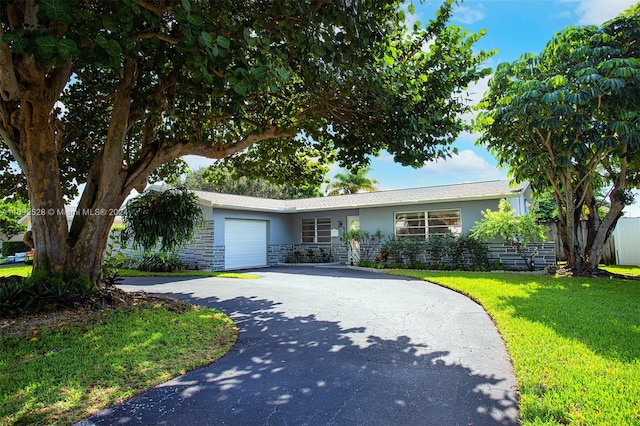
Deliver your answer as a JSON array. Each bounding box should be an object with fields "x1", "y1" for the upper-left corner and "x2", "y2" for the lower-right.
[
  {"x1": 0, "y1": 123, "x2": 27, "y2": 172},
  {"x1": 134, "y1": 32, "x2": 180, "y2": 45},
  {"x1": 124, "y1": 124, "x2": 297, "y2": 192},
  {"x1": 0, "y1": 26, "x2": 19, "y2": 101},
  {"x1": 313, "y1": 0, "x2": 332, "y2": 11},
  {"x1": 135, "y1": 0, "x2": 172, "y2": 16},
  {"x1": 103, "y1": 58, "x2": 138, "y2": 174}
]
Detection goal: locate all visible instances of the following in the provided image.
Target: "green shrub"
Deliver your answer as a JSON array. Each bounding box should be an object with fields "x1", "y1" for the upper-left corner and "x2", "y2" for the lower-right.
[
  {"x1": 0, "y1": 271, "x2": 96, "y2": 316},
  {"x1": 461, "y1": 234, "x2": 490, "y2": 269},
  {"x1": 470, "y1": 199, "x2": 547, "y2": 271},
  {"x1": 1, "y1": 241, "x2": 30, "y2": 257},
  {"x1": 342, "y1": 229, "x2": 383, "y2": 262},
  {"x1": 0, "y1": 275, "x2": 29, "y2": 314},
  {"x1": 381, "y1": 236, "x2": 404, "y2": 265},
  {"x1": 426, "y1": 235, "x2": 447, "y2": 266},
  {"x1": 136, "y1": 253, "x2": 186, "y2": 273},
  {"x1": 381, "y1": 236, "x2": 426, "y2": 268}
]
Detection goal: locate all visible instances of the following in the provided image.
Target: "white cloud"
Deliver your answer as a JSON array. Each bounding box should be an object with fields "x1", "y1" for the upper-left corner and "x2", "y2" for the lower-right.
[
  {"x1": 465, "y1": 74, "x2": 492, "y2": 107},
  {"x1": 572, "y1": 0, "x2": 636, "y2": 25},
  {"x1": 453, "y1": 5, "x2": 486, "y2": 24},
  {"x1": 421, "y1": 149, "x2": 504, "y2": 181},
  {"x1": 459, "y1": 74, "x2": 492, "y2": 125}
]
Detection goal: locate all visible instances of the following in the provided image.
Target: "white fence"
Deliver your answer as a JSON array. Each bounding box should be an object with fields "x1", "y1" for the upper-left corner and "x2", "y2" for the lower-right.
[{"x1": 614, "y1": 217, "x2": 640, "y2": 266}]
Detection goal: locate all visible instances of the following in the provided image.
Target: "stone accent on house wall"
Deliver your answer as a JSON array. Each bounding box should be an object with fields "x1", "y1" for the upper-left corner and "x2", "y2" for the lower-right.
[
  {"x1": 106, "y1": 230, "x2": 143, "y2": 260},
  {"x1": 212, "y1": 246, "x2": 225, "y2": 270},
  {"x1": 268, "y1": 244, "x2": 294, "y2": 265},
  {"x1": 487, "y1": 241, "x2": 556, "y2": 270},
  {"x1": 281, "y1": 244, "x2": 349, "y2": 264},
  {"x1": 108, "y1": 221, "x2": 217, "y2": 271},
  {"x1": 176, "y1": 220, "x2": 215, "y2": 270}
]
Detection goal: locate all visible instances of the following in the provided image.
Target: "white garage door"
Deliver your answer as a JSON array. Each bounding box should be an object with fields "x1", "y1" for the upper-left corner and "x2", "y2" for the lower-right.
[{"x1": 224, "y1": 219, "x2": 267, "y2": 269}]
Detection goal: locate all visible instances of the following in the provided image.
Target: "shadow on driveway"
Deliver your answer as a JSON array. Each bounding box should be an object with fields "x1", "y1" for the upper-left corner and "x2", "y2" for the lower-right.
[{"x1": 80, "y1": 280, "x2": 519, "y2": 425}]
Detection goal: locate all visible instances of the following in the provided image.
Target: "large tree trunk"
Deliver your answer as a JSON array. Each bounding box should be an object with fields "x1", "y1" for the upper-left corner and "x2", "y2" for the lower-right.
[
  {"x1": 580, "y1": 195, "x2": 625, "y2": 273},
  {"x1": 19, "y1": 101, "x2": 69, "y2": 275},
  {"x1": 16, "y1": 98, "x2": 126, "y2": 285}
]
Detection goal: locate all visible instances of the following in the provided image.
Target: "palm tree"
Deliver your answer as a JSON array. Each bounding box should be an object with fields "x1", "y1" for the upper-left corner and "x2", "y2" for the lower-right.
[{"x1": 325, "y1": 167, "x2": 379, "y2": 196}]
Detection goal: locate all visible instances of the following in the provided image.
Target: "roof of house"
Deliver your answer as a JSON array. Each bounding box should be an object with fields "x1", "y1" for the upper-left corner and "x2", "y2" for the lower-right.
[{"x1": 194, "y1": 179, "x2": 528, "y2": 213}]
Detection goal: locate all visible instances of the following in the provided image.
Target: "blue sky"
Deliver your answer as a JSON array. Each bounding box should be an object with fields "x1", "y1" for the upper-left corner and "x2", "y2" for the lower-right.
[{"x1": 184, "y1": 0, "x2": 640, "y2": 215}]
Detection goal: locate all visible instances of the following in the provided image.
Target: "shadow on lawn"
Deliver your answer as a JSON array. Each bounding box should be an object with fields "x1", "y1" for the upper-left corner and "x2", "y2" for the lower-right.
[
  {"x1": 80, "y1": 291, "x2": 519, "y2": 426},
  {"x1": 502, "y1": 278, "x2": 640, "y2": 362}
]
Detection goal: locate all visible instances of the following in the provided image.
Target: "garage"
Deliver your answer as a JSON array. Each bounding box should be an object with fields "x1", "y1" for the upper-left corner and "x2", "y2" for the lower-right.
[{"x1": 224, "y1": 219, "x2": 268, "y2": 269}]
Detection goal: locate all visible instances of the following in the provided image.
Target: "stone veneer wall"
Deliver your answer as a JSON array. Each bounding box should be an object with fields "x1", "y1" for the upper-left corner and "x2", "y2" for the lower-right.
[
  {"x1": 107, "y1": 220, "x2": 216, "y2": 270},
  {"x1": 268, "y1": 244, "x2": 294, "y2": 265},
  {"x1": 176, "y1": 220, "x2": 214, "y2": 270},
  {"x1": 487, "y1": 241, "x2": 556, "y2": 270},
  {"x1": 267, "y1": 243, "x2": 348, "y2": 265},
  {"x1": 212, "y1": 246, "x2": 225, "y2": 271},
  {"x1": 111, "y1": 223, "x2": 555, "y2": 272}
]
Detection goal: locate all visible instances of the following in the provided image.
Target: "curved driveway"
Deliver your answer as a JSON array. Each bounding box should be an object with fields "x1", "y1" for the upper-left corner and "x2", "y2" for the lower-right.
[{"x1": 79, "y1": 266, "x2": 518, "y2": 425}]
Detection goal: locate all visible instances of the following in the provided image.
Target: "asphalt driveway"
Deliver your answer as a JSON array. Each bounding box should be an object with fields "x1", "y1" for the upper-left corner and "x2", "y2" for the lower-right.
[{"x1": 78, "y1": 266, "x2": 518, "y2": 425}]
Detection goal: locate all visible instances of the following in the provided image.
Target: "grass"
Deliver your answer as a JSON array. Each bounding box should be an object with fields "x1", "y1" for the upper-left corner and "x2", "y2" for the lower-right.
[
  {"x1": 1, "y1": 301, "x2": 237, "y2": 425},
  {"x1": 0, "y1": 265, "x2": 33, "y2": 277},
  {"x1": 0, "y1": 264, "x2": 249, "y2": 424},
  {"x1": 386, "y1": 269, "x2": 640, "y2": 425},
  {"x1": 117, "y1": 268, "x2": 259, "y2": 279},
  {"x1": 0, "y1": 264, "x2": 259, "y2": 279},
  {"x1": 601, "y1": 264, "x2": 640, "y2": 277}
]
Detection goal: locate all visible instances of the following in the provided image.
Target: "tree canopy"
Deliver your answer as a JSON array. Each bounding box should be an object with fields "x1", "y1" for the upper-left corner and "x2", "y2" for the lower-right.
[
  {"x1": 183, "y1": 167, "x2": 323, "y2": 199},
  {"x1": 476, "y1": 4, "x2": 640, "y2": 273},
  {"x1": 325, "y1": 167, "x2": 379, "y2": 196},
  {"x1": 0, "y1": 198, "x2": 27, "y2": 240},
  {"x1": 0, "y1": 0, "x2": 492, "y2": 285}
]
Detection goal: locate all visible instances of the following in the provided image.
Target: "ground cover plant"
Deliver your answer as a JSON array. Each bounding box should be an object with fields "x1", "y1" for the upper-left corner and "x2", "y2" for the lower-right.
[
  {"x1": 387, "y1": 270, "x2": 640, "y2": 425},
  {"x1": 1, "y1": 293, "x2": 238, "y2": 425},
  {"x1": 0, "y1": 265, "x2": 258, "y2": 279}
]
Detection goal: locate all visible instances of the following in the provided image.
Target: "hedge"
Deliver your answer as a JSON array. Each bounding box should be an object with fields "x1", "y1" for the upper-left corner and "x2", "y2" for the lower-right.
[{"x1": 2, "y1": 241, "x2": 31, "y2": 257}]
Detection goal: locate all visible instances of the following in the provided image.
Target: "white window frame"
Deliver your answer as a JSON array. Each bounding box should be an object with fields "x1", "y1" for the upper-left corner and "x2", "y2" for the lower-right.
[
  {"x1": 394, "y1": 209, "x2": 462, "y2": 239},
  {"x1": 301, "y1": 217, "x2": 332, "y2": 243}
]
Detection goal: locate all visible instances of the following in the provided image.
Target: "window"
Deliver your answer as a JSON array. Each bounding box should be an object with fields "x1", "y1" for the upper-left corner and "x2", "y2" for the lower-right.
[
  {"x1": 301, "y1": 218, "x2": 332, "y2": 243},
  {"x1": 394, "y1": 211, "x2": 425, "y2": 238},
  {"x1": 395, "y1": 209, "x2": 461, "y2": 238},
  {"x1": 427, "y1": 210, "x2": 462, "y2": 235}
]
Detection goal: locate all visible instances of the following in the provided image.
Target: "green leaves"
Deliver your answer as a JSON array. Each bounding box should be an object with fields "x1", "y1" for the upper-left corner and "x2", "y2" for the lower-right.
[
  {"x1": 216, "y1": 35, "x2": 230, "y2": 49},
  {"x1": 121, "y1": 186, "x2": 204, "y2": 254},
  {"x1": 39, "y1": 0, "x2": 72, "y2": 23},
  {"x1": 95, "y1": 35, "x2": 121, "y2": 58},
  {"x1": 476, "y1": 6, "x2": 640, "y2": 270}
]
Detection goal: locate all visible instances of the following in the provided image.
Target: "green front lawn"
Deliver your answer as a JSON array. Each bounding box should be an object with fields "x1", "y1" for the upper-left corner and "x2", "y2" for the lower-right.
[
  {"x1": 601, "y1": 264, "x2": 640, "y2": 277},
  {"x1": 0, "y1": 264, "x2": 253, "y2": 424},
  {"x1": 387, "y1": 270, "x2": 640, "y2": 425},
  {"x1": 0, "y1": 265, "x2": 33, "y2": 277},
  {"x1": 1, "y1": 301, "x2": 237, "y2": 425}
]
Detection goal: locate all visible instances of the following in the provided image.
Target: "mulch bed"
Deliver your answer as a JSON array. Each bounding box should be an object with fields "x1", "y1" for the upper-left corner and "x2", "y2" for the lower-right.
[{"x1": 1, "y1": 286, "x2": 193, "y2": 337}]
